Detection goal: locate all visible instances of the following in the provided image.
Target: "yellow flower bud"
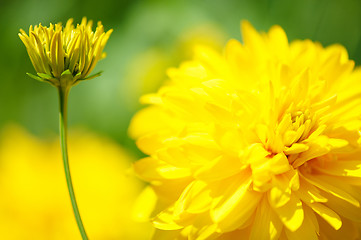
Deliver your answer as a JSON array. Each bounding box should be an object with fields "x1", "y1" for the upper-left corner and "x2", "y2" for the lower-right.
[{"x1": 19, "y1": 17, "x2": 112, "y2": 88}]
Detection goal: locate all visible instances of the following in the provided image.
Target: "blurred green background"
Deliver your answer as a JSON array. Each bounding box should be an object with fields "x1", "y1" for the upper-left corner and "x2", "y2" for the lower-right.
[{"x1": 1, "y1": 0, "x2": 361, "y2": 155}]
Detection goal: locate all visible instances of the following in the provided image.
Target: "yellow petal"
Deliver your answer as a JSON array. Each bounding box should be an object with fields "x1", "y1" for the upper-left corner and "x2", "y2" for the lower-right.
[
  {"x1": 152, "y1": 177, "x2": 192, "y2": 202},
  {"x1": 194, "y1": 224, "x2": 220, "y2": 240},
  {"x1": 214, "y1": 128, "x2": 247, "y2": 156},
  {"x1": 313, "y1": 160, "x2": 361, "y2": 178},
  {"x1": 183, "y1": 133, "x2": 218, "y2": 149},
  {"x1": 162, "y1": 88, "x2": 206, "y2": 120},
  {"x1": 215, "y1": 189, "x2": 262, "y2": 232},
  {"x1": 322, "y1": 185, "x2": 361, "y2": 222},
  {"x1": 286, "y1": 168, "x2": 300, "y2": 191},
  {"x1": 273, "y1": 193, "x2": 304, "y2": 232},
  {"x1": 269, "y1": 152, "x2": 291, "y2": 175},
  {"x1": 306, "y1": 202, "x2": 342, "y2": 230},
  {"x1": 153, "y1": 209, "x2": 184, "y2": 231},
  {"x1": 132, "y1": 186, "x2": 158, "y2": 222},
  {"x1": 283, "y1": 130, "x2": 298, "y2": 147},
  {"x1": 284, "y1": 143, "x2": 309, "y2": 155},
  {"x1": 317, "y1": 215, "x2": 359, "y2": 240},
  {"x1": 167, "y1": 61, "x2": 207, "y2": 83},
  {"x1": 136, "y1": 133, "x2": 167, "y2": 155},
  {"x1": 174, "y1": 181, "x2": 212, "y2": 215},
  {"x1": 151, "y1": 229, "x2": 182, "y2": 240},
  {"x1": 225, "y1": 38, "x2": 257, "y2": 90},
  {"x1": 267, "y1": 25, "x2": 289, "y2": 58},
  {"x1": 250, "y1": 197, "x2": 283, "y2": 240},
  {"x1": 133, "y1": 157, "x2": 191, "y2": 181},
  {"x1": 256, "y1": 124, "x2": 268, "y2": 145},
  {"x1": 194, "y1": 45, "x2": 228, "y2": 78},
  {"x1": 292, "y1": 136, "x2": 330, "y2": 168},
  {"x1": 194, "y1": 155, "x2": 242, "y2": 181},
  {"x1": 156, "y1": 147, "x2": 190, "y2": 168},
  {"x1": 240, "y1": 20, "x2": 267, "y2": 59},
  {"x1": 205, "y1": 102, "x2": 234, "y2": 124},
  {"x1": 268, "y1": 174, "x2": 292, "y2": 208},
  {"x1": 202, "y1": 79, "x2": 233, "y2": 109},
  {"x1": 296, "y1": 177, "x2": 328, "y2": 204},
  {"x1": 185, "y1": 213, "x2": 219, "y2": 240},
  {"x1": 129, "y1": 106, "x2": 181, "y2": 139},
  {"x1": 302, "y1": 173, "x2": 359, "y2": 207},
  {"x1": 211, "y1": 173, "x2": 262, "y2": 231},
  {"x1": 284, "y1": 205, "x2": 318, "y2": 240}
]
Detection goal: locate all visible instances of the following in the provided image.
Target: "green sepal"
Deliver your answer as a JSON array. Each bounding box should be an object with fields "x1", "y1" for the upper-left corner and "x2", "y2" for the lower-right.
[
  {"x1": 61, "y1": 69, "x2": 73, "y2": 77},
  {"x1": 81, "y1": 71, "x2": 103, "y2": 81},
  {"x1": 26, "y1": 72, "x2": 46, "y2": 82},
  {"x1": 73, "y1": 72, "x2": 82, "y2": 81},
  {"x1": 59, "y1": 69, "x2": 75, "y2": 87},
  {"x1": 37, "y1": 73, "x2": 54, "y2": 80}
]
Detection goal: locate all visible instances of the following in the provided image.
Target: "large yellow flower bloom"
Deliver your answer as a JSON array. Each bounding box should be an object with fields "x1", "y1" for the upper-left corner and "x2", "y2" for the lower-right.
[
  {"x1": 0, "y1": 125, "x2": 152, "y2": 240},
  {"x1": 130, "y1": 21, "x2": 361, "y2": 239}
]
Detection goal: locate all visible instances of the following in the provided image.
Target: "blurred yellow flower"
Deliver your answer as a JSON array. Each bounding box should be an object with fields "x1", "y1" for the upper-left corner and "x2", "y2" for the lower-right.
[
  {"x1": 19, "y1": 17, "x2": 112, "y2": 87},
  {"x1": 0, "y1": 125, "x2": 152, "y2": 240},
  {"x1": 130, "y1": 21, "x2": 361, "y2": 239}
]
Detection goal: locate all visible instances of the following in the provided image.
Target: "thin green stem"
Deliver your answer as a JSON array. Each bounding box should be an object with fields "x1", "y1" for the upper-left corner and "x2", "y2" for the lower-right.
[{"x1": 58, "y1": 86, "x2": 89, "y2": 240}]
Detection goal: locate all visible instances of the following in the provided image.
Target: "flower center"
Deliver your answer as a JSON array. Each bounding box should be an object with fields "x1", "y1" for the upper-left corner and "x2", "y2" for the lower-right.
[
  {"x1": 288, "y1": 109, "x2": 314, "y2": 143},
  {"x1": 251, "y1": 106, "x2": 319, "y2": 188}
]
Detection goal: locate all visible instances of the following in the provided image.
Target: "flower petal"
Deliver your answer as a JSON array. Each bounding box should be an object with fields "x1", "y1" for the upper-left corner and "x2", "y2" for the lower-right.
[
  {"x1": 302, "y1": 173, "x2": 360, "y2": 207},
  {"x1": 132, "y1": 186, "x2": 158, "y2": 222},
  {"x1": 250, "y1": 197, "x2": 283, "y2": 240},
  {"x1": 284, "y1": 205, "x2": 318, "y2": 240},
  {"x1": 194, "y1": 155, "x2": 242, "y2": 181},
  {"x1": 153, "y1": 209, "x2": 184, "y2": 231},
  {"x1": 268, "y1": 174, "x2": 292, "y2": 208},
  {"x1": 174, "y1": 180, "x2": 212, "y2": 215},
  {"x1": 322, "y1": 185, "x2": 361, "y2": 222},
  {"x1": 273, "y1": 193, "x2": 304, "y2": 232},
  {"x1": 313, "y1": 160, "x2": 361, "y2": 178},
  {"x1": 296, "y1": 177, "x2": 328, "y2": 204},
  {"x1": 133, "y1": 157, "x2": 191, "y2": 181},
  {"x1": 306, "y1": 202, "x2": 342, "y2": 230},
  {"x1": 211, "y1": 172, "x2": 262, "y2": 232},
  {"x1": 317, "y1": 215, "x2": 359, "y2": 240}
]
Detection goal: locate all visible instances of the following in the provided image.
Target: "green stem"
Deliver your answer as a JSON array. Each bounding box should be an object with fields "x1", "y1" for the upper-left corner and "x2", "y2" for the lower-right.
[{"x1": 58, "y1": 86, "x2": 89, "y2": 240}]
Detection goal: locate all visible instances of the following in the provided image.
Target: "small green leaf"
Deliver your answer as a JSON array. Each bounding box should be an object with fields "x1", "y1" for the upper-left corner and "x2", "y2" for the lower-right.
[
  {"x1": 37, "y1": 73, "x2": 54, "y2": 80},
  {"x1": 61, "y1": 69, "x2": 72, "y2": 77},
  {"x1": 26, "y1": 72, "x2": 46, "y2": 82},
  {"x1": 82, "y1": 71, "x2": 103, "y2": 81}
]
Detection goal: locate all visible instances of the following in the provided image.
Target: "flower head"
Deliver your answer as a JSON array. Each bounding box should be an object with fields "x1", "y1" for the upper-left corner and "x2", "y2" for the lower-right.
[
  {"x1": 130, "y1": 21, "x2": 361, "y2": 239},
  {"x1": 19, "y1": 17, "x2": 112, "y2": 88}
]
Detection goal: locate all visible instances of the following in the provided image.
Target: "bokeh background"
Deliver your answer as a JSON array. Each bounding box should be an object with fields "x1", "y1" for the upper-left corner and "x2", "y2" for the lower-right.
[{"x1": 0, "y1": 0, "x2": 360, "y2": 239}]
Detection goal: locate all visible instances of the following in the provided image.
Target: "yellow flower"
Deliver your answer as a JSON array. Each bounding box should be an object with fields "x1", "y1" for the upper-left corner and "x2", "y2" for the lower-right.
[
  {"x1": 18, "y1": 17, "x2": 112, "y2": 87},
  {"x1": 130, "y1": 21, "x2": 361, "y2": 239},
  {"x1": 0, "y1": 125, "x2": 152, "y2": 240}
]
